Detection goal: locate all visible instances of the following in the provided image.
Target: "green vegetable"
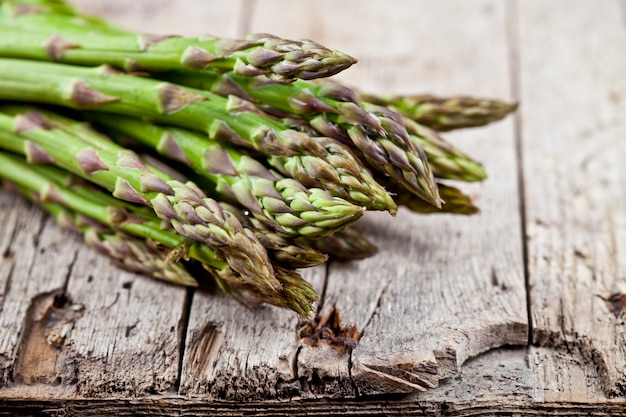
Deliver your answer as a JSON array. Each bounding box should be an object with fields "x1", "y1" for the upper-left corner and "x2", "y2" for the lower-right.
[
  {"x1": 360, "y1": 93, "x2": 518, "y2": 131},
  {"x1": 0, "y1": 12, "x2": 356, "y2": 81},
  {"x1": 0, "y1": 106, "x2": 278, "y2": 295}
]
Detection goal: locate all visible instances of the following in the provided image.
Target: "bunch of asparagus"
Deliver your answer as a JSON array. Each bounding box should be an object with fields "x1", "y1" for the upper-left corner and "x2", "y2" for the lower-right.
[{"x1": 0, "y1": 0, "x2": 516, "y2": 315}]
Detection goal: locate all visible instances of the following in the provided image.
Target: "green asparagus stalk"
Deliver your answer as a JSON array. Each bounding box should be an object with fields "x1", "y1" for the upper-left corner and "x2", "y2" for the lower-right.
[
  {"x1": 403, "y1": 117, "x2": 487, "y2": 182},
  {"x1": 264, "y1": 133, "x2": 397, "y2": 213},
  {"x1": 214, "y1": 265, "x2": 318, "y2": 317},
  {"x1": 87, "y1": 113, "x2": 383, "y2": 235},
  {"x1": 0, "y1": 16, "x2": 356, "y2": 81},
  {"x1": 0, "y1": 151, "x2": 225, "y2": 279},
  {"x1": 0, "y1": 0, "x2": 79, "y2": 17},
  {"x1": 19, "y1": 106, "x2": 369, "y2": 232},
  {"x1": 385, "y1": 181, "x2": 479, "y2": 215},
  {"x1": 158, "y1": 70, "x2": 442, "y2": 208},
  {"x1": 0, "y1": 59, "x2": 344, "y2": 159},
  {"x1": 164, "y1": 69, "x2": 487, "y2": 185},
  {"x1": 305, "y1": 226, "x2": 378, "y2": 261},
  {"x1": 0, "y1": 151, "x2": 318, "y2": 314},
  {"x1": 0, "y1": 59, "x2": 396, "y2": 213},
  {"x1": 7, "y1": 181, "x2": 198, "y2": 286},
  {"x1": 360, "y1": 93, "x2": 518, "y2": 131},
  {"x1": 0, "y1": 106, "x2": 279, "y2": 294},
  {"x1": 94, "y1": 113, "x2": 394, "y2": 213}
]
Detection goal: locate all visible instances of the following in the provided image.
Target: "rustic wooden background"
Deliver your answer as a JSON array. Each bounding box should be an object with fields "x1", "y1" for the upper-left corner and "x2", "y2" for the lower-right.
[{"x1": 0, "y1": 0, "x2": 625, "y2": 415}]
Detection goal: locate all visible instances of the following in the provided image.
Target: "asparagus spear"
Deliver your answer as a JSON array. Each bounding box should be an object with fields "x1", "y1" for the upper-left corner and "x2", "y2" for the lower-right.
[
  {"x1": 146, "y1": 69, "x2": 486, "y2": 186},
  {"x1": 403, "y1": 117, "x2": 487, "y2": 182},
  {"x1": 0, "y1": 59, "x2": 396, "y2": 214},
  {"x1": 385, "y1": 181, "x2": 479, "y2": 215},
  {"x1": 0, "y1": 151, "x2": 225, "y2": 279},
  {"x1": 0, "y1": 107, "x2": 279, "y2": 294},
  {"x1": 0, "y1": 58, "x2": 343, "y2": 159},
  {"x1": 214, "y1": 265, "x2": 318, "y2": 317},
  {"x1": 0, "y1": 0, "x2": 79, "y2": 18},
  {"x1": 159, "y1": 70, "x2": 442, "y2": 207},
  {"x1": 0, "y1": 151, "x2": 318, "y2": 314},
  {"x1": 7, "y1": 182, "x2": 198, "y2": 286},
  {"x1": 360, "y1": 93, "x2": 518, "y2": 131},
  {"x1": 15, "y1": 106, "x2": 369, "y2": 236},
  {"x1": 265, "y1": 134, "x2": 397, "y2": 213},
  {"x1": 0, "y1": 18, "x2": 356, "y2": 81},
  {"x1": 87, "y1": 113, "x2": 388, "y2": 235}
]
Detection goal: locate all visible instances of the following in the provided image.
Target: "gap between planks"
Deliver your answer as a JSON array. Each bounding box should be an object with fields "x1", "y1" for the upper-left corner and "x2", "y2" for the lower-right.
[{"x1": 505, "y1": 0, "x2": 533, "y2": 345}]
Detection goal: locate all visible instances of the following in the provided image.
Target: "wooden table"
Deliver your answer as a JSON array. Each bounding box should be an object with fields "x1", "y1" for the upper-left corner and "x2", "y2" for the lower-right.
[{"x1": 0, "y1": 0, "x2": 625, "y2": 415}]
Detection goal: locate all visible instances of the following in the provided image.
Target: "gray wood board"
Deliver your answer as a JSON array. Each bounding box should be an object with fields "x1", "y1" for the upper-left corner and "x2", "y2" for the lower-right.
[{"x1": 518, "y1": 0, "x2": 626, "y2": 396}]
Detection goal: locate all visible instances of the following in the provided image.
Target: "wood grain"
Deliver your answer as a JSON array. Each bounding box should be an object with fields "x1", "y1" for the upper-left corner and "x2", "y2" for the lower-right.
[
  {"x1": 529, "y1": 346, "x2": 612, "y2": 404},
  {"x1": 518, "y1": 0, "x2": 626, "y2": 396}
]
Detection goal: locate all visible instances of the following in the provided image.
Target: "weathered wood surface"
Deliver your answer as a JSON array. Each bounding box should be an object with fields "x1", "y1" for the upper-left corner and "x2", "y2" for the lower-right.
[
  {"x1": 0, "y1": 0, "x2": 625, "y2": 415},
  {"x1": 519, "y1": 0, "x2": 626, "y2": 398}
]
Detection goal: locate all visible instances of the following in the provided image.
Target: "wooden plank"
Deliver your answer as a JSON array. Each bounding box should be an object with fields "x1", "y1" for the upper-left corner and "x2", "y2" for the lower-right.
[
  {"x1": 250, "y1": 0, "x2": 527, "y2": 395},
  {"x1": 518, "y1": 0, "x2": 626, "y2": 397}
]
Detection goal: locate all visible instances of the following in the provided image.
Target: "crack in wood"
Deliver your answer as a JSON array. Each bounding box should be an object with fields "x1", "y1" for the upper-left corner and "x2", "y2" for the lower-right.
[
  {"x1": 505, "y1": 0, "x2": 533, "y2": 347},
  {"x1": 314, "y1": 262, "x2": 331, "y2": 315},
  {"x1": 358, "y1": 281, "x2": 388, "y2": 336},
  {"x1": 31, "y1": 213, "x2": 49, "y2": 249},
  {"x1": 0, "y1": 263, "x2": 16, "y2": 315},
  {"x1": 290, "y1": 345, "x2": 301, "y2": 381},
  {"x1": 61, "y1": 250, "x2": 79, "y2": 295},
  {"x1": 174, "y1": 287, "x2": 194, "y2": 394},
  {"x1": 347, "y1": 349, "x2": 359, "y2": 397},
  {"x1": 295, "y1": 305, "x2": 358, "y2": 397},
  {"x1": 13, "y1": 289, "x2": 84, "y2": 385},
  {"x1": 557, "y1": 298, "x2": 572, "y2": 354},
  {"x1": 1, "y1": 222, "x2": 18, "y2": 261},
  {"x1": 184, "y1": 321, "x2": 225, "y2": 383}
]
